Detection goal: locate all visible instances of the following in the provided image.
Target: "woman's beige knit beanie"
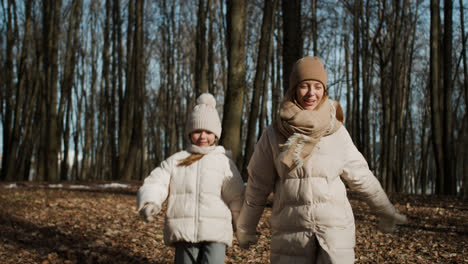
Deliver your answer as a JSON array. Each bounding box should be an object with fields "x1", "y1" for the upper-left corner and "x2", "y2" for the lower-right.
[
  {"x1": 186, "y1": 93, "x2": 222, "y2": 138},
  {"x1": 289, "y1": 56, "x2": 328, "y2": 91}
]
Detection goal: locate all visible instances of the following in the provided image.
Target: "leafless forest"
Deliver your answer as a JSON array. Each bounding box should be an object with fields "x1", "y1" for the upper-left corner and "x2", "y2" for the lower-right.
[{"x1": 1, "y1": 0, "x2": 467, "y2": 198}]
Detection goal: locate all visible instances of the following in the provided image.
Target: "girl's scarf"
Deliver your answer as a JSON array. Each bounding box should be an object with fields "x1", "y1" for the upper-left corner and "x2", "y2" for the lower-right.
[
  {"x1": 276, "y1": 96, "x2": 343, "y2": 170},
  {"x1": 187, "y1": 144, "x2": 217, "y2": 154}
]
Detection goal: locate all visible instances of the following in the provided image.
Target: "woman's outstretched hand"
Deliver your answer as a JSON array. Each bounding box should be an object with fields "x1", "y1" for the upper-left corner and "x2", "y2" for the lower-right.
[
  {"x1": 236, "y1": 230, "x2": 258, "y2": 249},
  {"x1": 377, "y1": 212, "x2": 408, "y2": 233}
]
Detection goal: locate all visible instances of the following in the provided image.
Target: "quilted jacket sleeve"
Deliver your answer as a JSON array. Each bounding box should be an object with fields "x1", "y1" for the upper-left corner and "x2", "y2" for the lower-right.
[
  {"x1": 237, "y1": 129, "x2": 279, "y2": 234},
  {"x1": 340, "y1": 128, "x2": 396, "y2": 217},
  {"x1": 222, "y1": 158, "x2": 246, "y2": 228},
  {"x1": 136, "y1": 157, "x2": 173, "y2": 214}
]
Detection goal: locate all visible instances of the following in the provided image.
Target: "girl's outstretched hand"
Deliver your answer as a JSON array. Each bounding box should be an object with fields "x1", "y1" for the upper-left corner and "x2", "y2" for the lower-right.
[
  {"x1": 139, "y1": 202, "x2": 160, "y2": 222},
  {"x1": 377, "y1": 212, "x2": 408, "y2": 233}
]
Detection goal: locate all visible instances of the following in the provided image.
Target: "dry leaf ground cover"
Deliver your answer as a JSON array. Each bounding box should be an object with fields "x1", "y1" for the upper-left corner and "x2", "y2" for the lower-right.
[{"x1": 0, "y1": 182, "x2": 466, "y2": 264}]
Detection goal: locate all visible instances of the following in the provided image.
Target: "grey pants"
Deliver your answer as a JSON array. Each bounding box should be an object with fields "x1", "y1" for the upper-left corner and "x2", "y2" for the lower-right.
[{"x1": 174, "y1": 242, "x2": 226, "y2": 264}]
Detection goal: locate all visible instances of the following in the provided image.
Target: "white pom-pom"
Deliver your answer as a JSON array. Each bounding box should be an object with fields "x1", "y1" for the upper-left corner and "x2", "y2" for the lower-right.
[{"x1": 196, "y1": 93, "x2": 216, "y2": 107}]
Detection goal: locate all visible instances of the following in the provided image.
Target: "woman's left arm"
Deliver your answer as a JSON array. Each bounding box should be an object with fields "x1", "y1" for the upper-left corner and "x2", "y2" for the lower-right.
[{"x1": 340, "y1": 129, "x2": 407, "y2": 232}]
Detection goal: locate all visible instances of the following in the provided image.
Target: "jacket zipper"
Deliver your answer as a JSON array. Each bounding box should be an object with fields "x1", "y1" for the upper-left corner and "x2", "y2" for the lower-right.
[{"x1": 194, "y1": 158, "x2": 201, "y2": 240}]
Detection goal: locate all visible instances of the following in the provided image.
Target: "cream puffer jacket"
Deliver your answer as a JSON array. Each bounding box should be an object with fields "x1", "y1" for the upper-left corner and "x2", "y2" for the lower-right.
[
  {"x1": 237, "y1": 125, "x2": 398, "y2": 262},
  {"x1": 137, "y1": 146, "x2": 245, "y2": 246}
]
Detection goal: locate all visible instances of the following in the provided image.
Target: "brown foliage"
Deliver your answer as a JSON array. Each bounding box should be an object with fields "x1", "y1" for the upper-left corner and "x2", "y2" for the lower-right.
[{"x1": 0, "y1": 182, "x2": 466, "y2": 263}]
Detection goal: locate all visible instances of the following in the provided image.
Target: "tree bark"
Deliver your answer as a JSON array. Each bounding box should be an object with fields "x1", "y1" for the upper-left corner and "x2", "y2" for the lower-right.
[
  {"x1": 281, "y1": 0, "x2": 302, "y2": 94},
  {"x1": 119, "y1": 0, "x2": 145, "y2": 181},
  {"x1": 442, "y1": 0, "x2": 455, "y2": 194},
  {"x1": 351, "y1": 0, "x2": 361, "y2": 150},
  {"x1": 360, "y1": 0, "x2": 373, "y2": 164},
  {"x1": 430, "y1": 0, "x2": 445, "y2": 194},
  {"x1": 1, "y1": 0, "x2": 20, "y2": 181},
  {"x1": 242, "y1": 0, "x2": 276, "y2": 178},
  {"x1": 110, "y1": 0, "x2": 121, "y2": 180},
  {"x1": 311, "y1": 0, "x2": 318, "y2": 55},
  {"x1": 220, "y1": 0, "x2": 246, "y2": 166},
  {"x1": 459, "y1": 0, "x2": 468, "y2": 199},
  {"x1": 59, "y1": 0, "x2": 81, "y2": 181},
  {"x1": 41, "y1": 0, "x2": 62, "y2": 182},
  {"x1": 195, "y1": 0, "x2": 209, "y2": 96}
]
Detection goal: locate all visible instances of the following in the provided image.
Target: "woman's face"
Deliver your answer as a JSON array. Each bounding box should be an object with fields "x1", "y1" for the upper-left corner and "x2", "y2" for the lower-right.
[
  {"x1": 295, "y1": 80, "x2": 325, "y2": 110},
  {"x1": 190, "y1": 130, "x2": 216, "y2": 146}
]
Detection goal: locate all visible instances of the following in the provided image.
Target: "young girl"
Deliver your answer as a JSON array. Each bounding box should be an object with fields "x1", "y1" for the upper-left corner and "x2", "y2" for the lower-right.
[{"x1": 137, "y1": 93, "x2": 245, "y2": 264}]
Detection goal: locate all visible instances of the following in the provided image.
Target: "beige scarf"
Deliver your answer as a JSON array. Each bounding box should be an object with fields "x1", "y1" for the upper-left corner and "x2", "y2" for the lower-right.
[{"x1": 276, "y1": 96, "x2": 343, "y2": 170}]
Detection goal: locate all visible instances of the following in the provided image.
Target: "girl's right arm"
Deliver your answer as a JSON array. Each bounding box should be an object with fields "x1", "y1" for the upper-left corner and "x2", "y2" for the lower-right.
[{"x1": 136, "y1": 158, "x2": 173, "y2": 215}]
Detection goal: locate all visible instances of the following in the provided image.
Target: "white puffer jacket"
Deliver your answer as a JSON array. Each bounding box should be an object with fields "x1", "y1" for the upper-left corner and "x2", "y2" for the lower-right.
[
  {"x1": 137, "y1": 146, "x2": 245, "y2": 246},
  {"x1": 237, "y1": 125, "x2": 398, "y2": 263}
]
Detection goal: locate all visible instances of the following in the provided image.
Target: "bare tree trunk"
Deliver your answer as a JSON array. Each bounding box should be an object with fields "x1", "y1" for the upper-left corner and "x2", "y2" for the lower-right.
[
  {"x1": 72, "y1": 73, "x2": 84, "y2": 181},
  {"x1": 1, "y1": 0, "x2": 20, "y2": 181},
  {"x1": 419, "y1": 106, "x2": 430, "y2": 195},
  {"x1": 271, "y1": 10, "x2": 281, "y2": 122},
  {"x1": 207, "y1": 0, "x2": 217, "y2": 94},
  {"x1": 259, "y1": 21, "x2": 275, "y2": 138},
  {"x1": 442, "y1": 0, "x2": 456, "y2": 194},
  {"x1": 430, "y1": 0, "x2": 445, "y2": 194},
  {"x1": 41, "y1": 0, "x2": 62, "y2": 182},
  {"x1": 220, "y1": 0, "x2": 246, "y2": 166},
  {"x1": 281, "y1": 0, "x2": 302, "y2": 94},
  {"x1": 360, "y1": 0, "x2": 373, "y2": 164},
  {"x1": 111, "y1": 0, "x2": 122, "y2": 180},
  {"x1": 311, "y1": 0, "x2": 318, "y2": 55},
  {"x1": 195, "y1": 0, "x2": 209, "y2": 96},
  {"x1": 17, "y1": 0, "x2": 40, "y2": 182},
  {"x1": 242, "y1": 0, "x2": 276, "y2": 178},
  {"x1": 81, "y1": 1, "x2": 101, "y2": 181},
  {"x1": 351, "y1": 0, "x2": 361, "y2": 150},
  {"x1": 344, "y1": 34, "x2": 352, "y2": 124},
  {"x1": 120, "y1": 0, "x2": 145, "y2": 181},
  {"x1": 459, "y1": 0, "x2": 468, "y2": 199},
  {"x1": 59, "y1": 0, "x2": 81, "y2": 181}
]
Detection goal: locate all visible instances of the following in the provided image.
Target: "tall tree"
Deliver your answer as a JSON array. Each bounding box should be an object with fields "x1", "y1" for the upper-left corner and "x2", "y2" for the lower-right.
[
  {"x1": 360, "y1": 0, "x2": 374, "y2": 163},
  {"x1": 459, "y1": 0, "x2": 468, "y2": 199},
  {"x1": 40, "y1": 0, "x2": 62, "y2": 182},
  {"x1": 350, "y1": 0, "x2": 362, "y2": 150},
  {"x1": 429, "y1": 0, "x2": 445, "y2": 194},
  {"x1": 119, "y1": 0, "x2": 145, "y2": 181},
  {"x1": 220, "y1": 0, "x2": 247, "y2": 166},
  {"x1": 429, "y1": 0, "x2": 456, "y2": 195},
  {"x1": 110, "y1": 0, "x2": 122, "y2": 180},
  {"x1": 441, "y1": 0, "x2": 455, "y2": 194},
  {"x1": 270, "y1": 8, "x2": 282, "y2": 122},
  {"x1": 195, "y1": 0, "x2": 209, "y2": 96},
  {"x1": 58, "y1": 0, "x2": 82, "y2": 181},
  {"x1": 243, "y1": 0, "x2": 276, "y2": 178},
  {"x1": 281, "y1": 0, "x2": 302, "y2": 93},
  {"x1": 1, "y1": 0, "x2": 18, "y2": 181}
]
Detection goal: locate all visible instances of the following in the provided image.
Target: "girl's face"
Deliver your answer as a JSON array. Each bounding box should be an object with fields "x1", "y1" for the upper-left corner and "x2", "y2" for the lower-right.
[
  {"x1": 190, "y1": 130, "x2": 216, "y2": 147},
  {"x1": 295, "y1": 80, "x2": 325, "y2": 110}
]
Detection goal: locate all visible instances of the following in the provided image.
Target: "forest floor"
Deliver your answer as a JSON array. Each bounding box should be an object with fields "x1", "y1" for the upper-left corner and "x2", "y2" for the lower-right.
[{"x1": 0, "y1": 182, "x2": 466, "y2": 264}]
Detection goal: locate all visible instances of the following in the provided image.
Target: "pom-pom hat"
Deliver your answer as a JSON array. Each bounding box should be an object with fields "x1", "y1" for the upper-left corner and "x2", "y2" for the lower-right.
[{"x1": 186, "y1": 93, "x2": 222, "y2": 139}]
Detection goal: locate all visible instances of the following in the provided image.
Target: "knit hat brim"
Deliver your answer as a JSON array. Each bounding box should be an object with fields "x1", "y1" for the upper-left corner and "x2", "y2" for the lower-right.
[{"x1": 289, "y1": 56, "x2": 327, "y2": 91}]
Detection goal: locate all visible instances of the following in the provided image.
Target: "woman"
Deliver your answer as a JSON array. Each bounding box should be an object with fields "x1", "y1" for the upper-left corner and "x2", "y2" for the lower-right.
[
  {"x1": 137, "y1": 93, "x2": 245, "y2": 263},
  {"x1": 236, "y1": 56, "x2": 407, "y2": 263}
]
